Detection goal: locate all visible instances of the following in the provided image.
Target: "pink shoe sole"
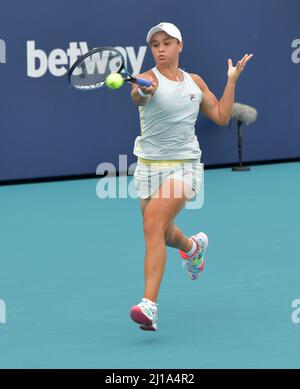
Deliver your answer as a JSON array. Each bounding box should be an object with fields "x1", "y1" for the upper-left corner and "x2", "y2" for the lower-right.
[
  {"x1": 130, "y1": 306, "x2": 153, "y2": 326},
  {"x1": 139, "y1": 324, "x2": 157, "y2": 331}
]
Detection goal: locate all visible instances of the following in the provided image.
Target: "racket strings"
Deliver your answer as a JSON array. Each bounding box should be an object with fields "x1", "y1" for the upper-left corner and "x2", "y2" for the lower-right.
[{"x1": 70, "y1": 49, "x2": 123, "y2": 90}]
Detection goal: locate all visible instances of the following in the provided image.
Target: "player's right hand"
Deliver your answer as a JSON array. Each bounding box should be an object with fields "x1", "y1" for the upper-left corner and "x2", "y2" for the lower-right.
[{"x1": 139, "y1": 77, "x2": 157, "y2": 96}]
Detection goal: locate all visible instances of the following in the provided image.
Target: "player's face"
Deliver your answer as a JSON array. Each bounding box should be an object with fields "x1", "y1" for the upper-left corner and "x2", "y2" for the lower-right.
[{"x1": 149, "y1": 32, "x2": 183, "y2": 65}]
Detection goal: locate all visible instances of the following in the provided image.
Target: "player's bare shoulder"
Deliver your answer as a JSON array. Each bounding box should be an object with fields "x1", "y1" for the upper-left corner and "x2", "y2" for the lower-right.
[{"x1": 189, "y1": 73, "x2": 208, "y2": 91}]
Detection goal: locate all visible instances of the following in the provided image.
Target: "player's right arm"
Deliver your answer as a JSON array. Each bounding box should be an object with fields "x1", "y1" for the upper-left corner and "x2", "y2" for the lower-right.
[{"x1": 131, "y1": 71, "x2": 158, "y2": 106}]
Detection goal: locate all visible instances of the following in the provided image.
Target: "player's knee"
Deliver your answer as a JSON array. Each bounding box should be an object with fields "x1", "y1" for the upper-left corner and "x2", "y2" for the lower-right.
[{"x1": 143, "y1": 214, "x2": 166, "y2": 239}]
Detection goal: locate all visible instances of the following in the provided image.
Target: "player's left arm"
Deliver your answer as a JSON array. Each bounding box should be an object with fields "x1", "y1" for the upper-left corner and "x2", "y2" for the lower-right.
[{"x1": 190, "y1": 53, "x2": 253, "y2": 126}]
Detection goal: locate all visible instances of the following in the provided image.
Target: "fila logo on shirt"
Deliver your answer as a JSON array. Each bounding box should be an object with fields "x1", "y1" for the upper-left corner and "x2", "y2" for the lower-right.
[
  {"x1": 26, "y1": 41, "x2": 147, "y2": 78},
  {"x1": 291, "y1": 39, "x2": 300, "y2": 64},
  {"x1": 0, "y1": 39, "x2": 6, "y2": 64}
]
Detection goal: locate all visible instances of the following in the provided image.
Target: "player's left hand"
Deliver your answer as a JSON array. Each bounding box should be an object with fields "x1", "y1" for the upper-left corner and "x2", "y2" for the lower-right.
[{"x1": 227, "y1": 54, "x2": 254, "y2": 82}]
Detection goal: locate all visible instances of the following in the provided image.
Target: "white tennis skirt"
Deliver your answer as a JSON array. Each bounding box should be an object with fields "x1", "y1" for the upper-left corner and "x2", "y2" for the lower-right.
[{"x1": 133, "y1": 158, "x2": 204, "y2": 200}]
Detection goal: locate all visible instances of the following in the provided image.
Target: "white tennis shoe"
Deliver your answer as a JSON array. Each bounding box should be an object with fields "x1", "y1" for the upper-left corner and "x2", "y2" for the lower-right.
[{"x1": 179, "y1": 232, "x2": 208, "y2": 280}]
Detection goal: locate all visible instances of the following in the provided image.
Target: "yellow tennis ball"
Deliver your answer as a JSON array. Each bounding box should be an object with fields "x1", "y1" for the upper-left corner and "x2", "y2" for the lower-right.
[{"x1": 105, "y1": 73, "x2": 124, "y2": 89}]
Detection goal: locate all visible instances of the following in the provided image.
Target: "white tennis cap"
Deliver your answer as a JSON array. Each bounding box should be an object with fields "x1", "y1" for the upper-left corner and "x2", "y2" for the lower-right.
[{"x1": 146, "y1": 22, "x2": 182, "y2": 43}]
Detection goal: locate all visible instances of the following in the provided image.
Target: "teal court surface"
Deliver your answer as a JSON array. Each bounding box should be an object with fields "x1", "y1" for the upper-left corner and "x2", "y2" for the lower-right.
[{"x1": 0, "y1": 162, "x2": 299, "y2": 368}]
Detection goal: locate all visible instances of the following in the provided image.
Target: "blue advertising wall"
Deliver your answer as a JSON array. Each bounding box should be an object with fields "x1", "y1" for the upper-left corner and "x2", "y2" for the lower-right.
[{"x1": 0, "y1": 0, "x2": 299, "y2": 181}]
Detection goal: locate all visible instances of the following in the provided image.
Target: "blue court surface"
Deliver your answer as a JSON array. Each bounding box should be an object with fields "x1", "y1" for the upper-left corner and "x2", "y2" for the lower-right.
[{"x1": 0, "y1": 162, "x2": 299, "y2": 368}]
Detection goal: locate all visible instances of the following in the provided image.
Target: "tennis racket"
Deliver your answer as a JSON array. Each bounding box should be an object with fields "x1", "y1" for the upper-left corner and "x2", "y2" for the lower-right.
[{"x1": 68, "y1": 46, "x2": 151, "y2": 90}]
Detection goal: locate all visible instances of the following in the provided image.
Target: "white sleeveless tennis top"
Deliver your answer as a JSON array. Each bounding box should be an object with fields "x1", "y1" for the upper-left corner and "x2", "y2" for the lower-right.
[{"x1": 133, "y1": 66, "x2": 203, "y2": 160}]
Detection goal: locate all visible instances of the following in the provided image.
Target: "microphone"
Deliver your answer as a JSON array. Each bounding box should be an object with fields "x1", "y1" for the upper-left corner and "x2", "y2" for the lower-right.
[
  {"x1": 231, "y1": 102, "x2": 258, "y2": 125},
  {"x1": 231, "y1": 103, "x2": 258, "y2": 171}
]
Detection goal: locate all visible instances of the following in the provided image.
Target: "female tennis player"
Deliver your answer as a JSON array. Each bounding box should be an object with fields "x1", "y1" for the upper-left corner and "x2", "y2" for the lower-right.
[{"x1": 129, "y1": 22, "x2": 253, "y2": 331}]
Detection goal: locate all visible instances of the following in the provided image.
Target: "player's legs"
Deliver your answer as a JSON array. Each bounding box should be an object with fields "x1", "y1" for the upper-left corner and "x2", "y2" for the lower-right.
[
  {"x1": 142, "y1": 179, "x2": 193, "y2": 302},
  {"x1": 131, "y1": 179, "x2": 205, "y2": 330},
  {"x1": 140, "y1": 200, "x2": 192, "y2": 252}
]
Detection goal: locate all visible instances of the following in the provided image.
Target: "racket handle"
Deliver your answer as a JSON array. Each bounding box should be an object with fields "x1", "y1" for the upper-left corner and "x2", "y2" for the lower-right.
[{"x1": 134, "y1": 78, "x2": 152, "y2": 87}]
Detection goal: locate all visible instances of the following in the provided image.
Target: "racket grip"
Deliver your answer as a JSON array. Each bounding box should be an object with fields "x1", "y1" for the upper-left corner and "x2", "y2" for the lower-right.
[{"x1": 134, "y1": 78, "x2": 152, "y2": 87}]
